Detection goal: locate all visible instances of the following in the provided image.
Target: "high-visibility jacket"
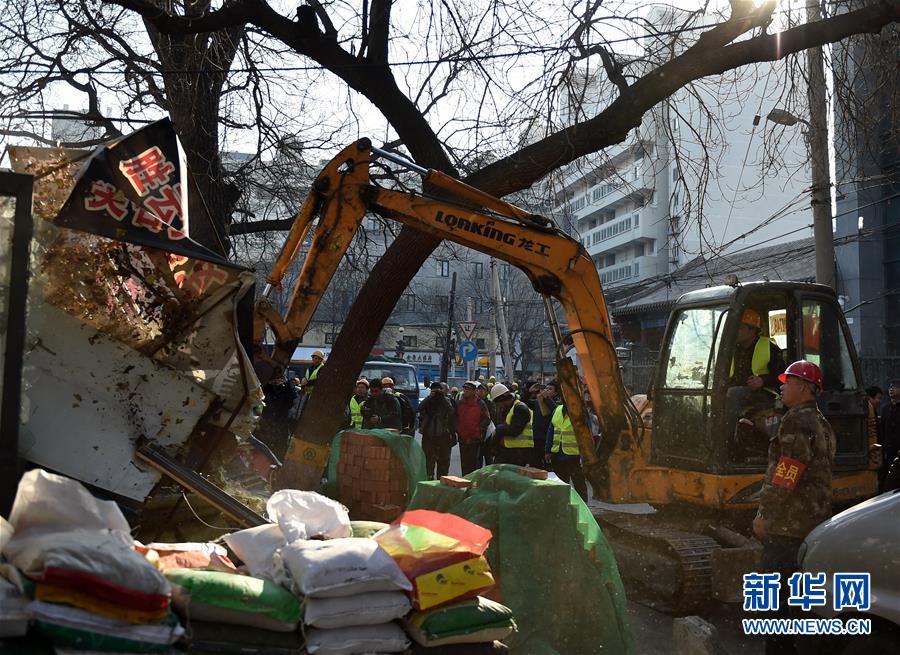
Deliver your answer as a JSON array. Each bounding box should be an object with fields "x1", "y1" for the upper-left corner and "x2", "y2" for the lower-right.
[
  {"x1": 503, "y1": 401, "x2": 533, "y2": 448},
  {"x1": 730, "y1": 337, "x2": 775, "y2": 378},
  {"x1": 305, "y1": 362, "x2": 324, "y2": 394},
  {"x1": 550, "y1": 405, "x2": 579, "y2": 456},
  {"x1": 349, "y1": 395, "x2": 364, "y2": 429}
]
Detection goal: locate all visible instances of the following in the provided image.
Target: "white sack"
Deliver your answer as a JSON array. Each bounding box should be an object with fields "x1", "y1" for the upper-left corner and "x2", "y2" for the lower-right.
[
  {"x1": 7, "y1": 470, "x2": 129, "y2": 537},
  {"x1": 304, "y1": 590, "x2": 411, "y2": 629},
  {"x1": 280, "y1": 538, "x2": 411, "y2": 598},
  {"x1": 304, "y1": 623, "x2": 409, "y2": 655},
  {"x1": 4, "y1": 530, "x2": 170, "y2": 597},
  {"x1": 222, "y1": 523, "x2": 286, "y2": 580},
  {"x1": 266, "y1": 490, "x2": 351, "y2": 542}
]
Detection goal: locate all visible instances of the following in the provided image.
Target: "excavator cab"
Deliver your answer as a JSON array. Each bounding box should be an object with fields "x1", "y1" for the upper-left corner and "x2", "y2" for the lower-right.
[{"x1": 650, "y1": 281, "x2": 869, "y2": 479}]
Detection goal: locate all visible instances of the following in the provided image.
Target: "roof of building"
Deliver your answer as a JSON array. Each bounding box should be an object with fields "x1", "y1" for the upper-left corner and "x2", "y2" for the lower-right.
[{"x1": 610, "y1": 237, "x2": 816, "y2": 316}]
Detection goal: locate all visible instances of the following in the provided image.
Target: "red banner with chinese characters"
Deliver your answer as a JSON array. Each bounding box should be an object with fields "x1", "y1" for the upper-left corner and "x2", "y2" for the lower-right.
[{"x1": 54, "y1": 118, "x2": 229, "y2": 266}]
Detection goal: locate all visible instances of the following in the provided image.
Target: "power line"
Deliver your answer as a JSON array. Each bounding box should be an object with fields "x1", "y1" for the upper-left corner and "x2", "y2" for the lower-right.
[{"x1": 0, "y1": 4, "x2": 824, "y2": 77}]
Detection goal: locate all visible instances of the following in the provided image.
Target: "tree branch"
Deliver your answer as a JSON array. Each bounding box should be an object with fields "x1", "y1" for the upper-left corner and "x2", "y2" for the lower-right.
[
  {"x1": 466, "y1": 0, "x2": 900, "y2": 198},
  {"x1": 366, "y1": 0, "x2": 391, "y2": 64},
  {"x1": 229, "y1": 217, "x2": 294, "y2": 234}
]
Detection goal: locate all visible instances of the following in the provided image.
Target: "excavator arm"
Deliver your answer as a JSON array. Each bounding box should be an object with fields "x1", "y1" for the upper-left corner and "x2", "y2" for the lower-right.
[{"x1": 253, "y1": 138, "x2": 639, "y2": 482}]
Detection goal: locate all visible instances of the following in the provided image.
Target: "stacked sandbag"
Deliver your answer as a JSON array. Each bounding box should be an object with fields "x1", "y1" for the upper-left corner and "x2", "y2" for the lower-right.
[
  {"x1": 280, "y1": 537, "x2": 412, "y2": 654},
  {"x1": 373, "y1": 510, "x2": 518, "y2": 651},
  {"x1": 139, "y1": 541, "x2": 238, "y2": 574},
  {"x1": 0, "y1": 517, "x2": 28, "y2": 638},
  {"x1": 404, "y1": 597, "x2": 516, "y2": 651},
  {"x1": 2, "y1": 469, "x2": 183, "y2": 651},
  {"x1": 165, "y1": 568, "x2": 302, "y2": 632},
  {"x1": 137, "y1": 541, "x2": 303, "y2": 653}
]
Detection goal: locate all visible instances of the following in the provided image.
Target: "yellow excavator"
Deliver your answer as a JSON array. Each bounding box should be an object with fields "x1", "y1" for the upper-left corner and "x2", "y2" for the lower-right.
[{"x1": 253, "y1": 139, "x2": 880, "y2": 608}]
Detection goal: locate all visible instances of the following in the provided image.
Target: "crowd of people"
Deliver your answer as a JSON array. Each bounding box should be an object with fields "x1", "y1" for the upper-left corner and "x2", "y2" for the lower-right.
[{"x1": 341, "y1": 373, "x2": 600, "y2": 502}]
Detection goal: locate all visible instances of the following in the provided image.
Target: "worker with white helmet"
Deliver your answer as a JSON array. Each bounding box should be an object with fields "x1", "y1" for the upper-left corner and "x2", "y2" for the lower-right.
[{"x1": 489, "y1": 383, "x2": 533, "y2": 466}]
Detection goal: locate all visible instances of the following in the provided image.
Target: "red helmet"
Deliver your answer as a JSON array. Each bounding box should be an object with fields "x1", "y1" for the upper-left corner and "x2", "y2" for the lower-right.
[{"x1": 778, "y1": 360, "x2": 823, "y2": 390}]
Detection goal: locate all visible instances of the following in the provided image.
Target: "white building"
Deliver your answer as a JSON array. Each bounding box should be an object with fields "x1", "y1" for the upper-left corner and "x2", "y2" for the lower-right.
[{"x1": 549, "y1": 6, "x2": 814, "y2": 289}]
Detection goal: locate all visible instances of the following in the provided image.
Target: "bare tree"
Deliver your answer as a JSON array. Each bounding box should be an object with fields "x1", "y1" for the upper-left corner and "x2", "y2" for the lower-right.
[{"x1": 5, "y1": 0, "x2": 900, "y2": 488}]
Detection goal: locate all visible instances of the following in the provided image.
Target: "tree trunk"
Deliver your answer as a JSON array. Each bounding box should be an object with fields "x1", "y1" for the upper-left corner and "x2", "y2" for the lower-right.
[{"x1": 278, "y1": 228, "x2": 440, "y2": 489}]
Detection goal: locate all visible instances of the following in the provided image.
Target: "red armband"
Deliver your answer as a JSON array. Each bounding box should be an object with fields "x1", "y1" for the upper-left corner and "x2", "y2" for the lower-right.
[{"x1": 771, "y1": 456, "x2": 806, "y2": 490}]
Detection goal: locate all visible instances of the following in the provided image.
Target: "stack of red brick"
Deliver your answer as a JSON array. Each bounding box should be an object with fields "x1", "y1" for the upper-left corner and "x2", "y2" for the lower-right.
[{"x1": 336, "y1": 432, "x2": 409, "y2": 522}]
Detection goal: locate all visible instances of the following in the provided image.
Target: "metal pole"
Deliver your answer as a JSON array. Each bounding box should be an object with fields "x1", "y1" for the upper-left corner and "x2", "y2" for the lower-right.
[
  {"x1": 439, "y1": 272, "x2": 457, "y2": 381},
  {"x1": 467, "y1": 298, "x2": 474, "y2": 381},
  {"x1": 491, "y1": 259, "x2": 514, "y2": 380},
  {"x1": 806, "y1": 0, "x2": 835, "y2": 289}
]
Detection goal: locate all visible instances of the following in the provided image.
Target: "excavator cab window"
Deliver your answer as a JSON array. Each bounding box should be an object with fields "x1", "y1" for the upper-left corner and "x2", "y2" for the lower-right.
[
  {"x1": 651, "y1": 305, "x2": 728, "y2": 470},
  {"x1": 799, "y1": 295, "x2": 868, "y2": 468}
]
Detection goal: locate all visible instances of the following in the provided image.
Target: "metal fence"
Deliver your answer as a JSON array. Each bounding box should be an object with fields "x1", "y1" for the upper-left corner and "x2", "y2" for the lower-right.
[{"x1": 619, "y1": 352, "x2": 658, "y2": 395}]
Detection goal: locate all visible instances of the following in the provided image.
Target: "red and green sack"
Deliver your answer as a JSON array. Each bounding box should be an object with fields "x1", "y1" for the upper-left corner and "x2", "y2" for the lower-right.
[
  {"x1": 165, "y1": 569, "x2": 302, "y2": 632},
  {"x1": 374, "y1": 510, "x2": 495, "y2": 609}
]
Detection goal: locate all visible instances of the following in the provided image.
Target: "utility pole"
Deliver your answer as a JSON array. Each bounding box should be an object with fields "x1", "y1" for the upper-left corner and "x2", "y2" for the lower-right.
[
  {"x1": 806, "y1": 0, "x2": 835, "y2": 289},
  {"x1": 490, "y1": 259, "x2": 514, "y2": 381},
  {"x1": 466, "y1": 297, "x2": 474, "y2": 381},
  {"x1": 439, "y1": 272, "x2": 457, "y2": 382},
  {"x1": 487, "y1": 291, "x2": 497, "y2": 378}
]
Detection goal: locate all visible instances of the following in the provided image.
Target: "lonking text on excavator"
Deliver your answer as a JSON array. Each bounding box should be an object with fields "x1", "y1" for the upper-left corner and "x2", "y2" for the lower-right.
[{"x1": 253, "y1": 139, "x2": 880, "y2": 609}]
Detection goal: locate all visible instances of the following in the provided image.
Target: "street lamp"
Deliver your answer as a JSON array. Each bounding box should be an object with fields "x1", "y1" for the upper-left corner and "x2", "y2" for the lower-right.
[
  {"x1": 766, "y1": 106, "x2": 835, "y2": 289},
  {"x1": 396, "y1": 326, "x2": 405, "y2": 359}
]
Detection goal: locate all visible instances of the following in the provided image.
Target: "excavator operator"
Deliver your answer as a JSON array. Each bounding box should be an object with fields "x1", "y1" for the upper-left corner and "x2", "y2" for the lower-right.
[{"x1": 727, "y1": 309, "x2": 786, "y2": 454}]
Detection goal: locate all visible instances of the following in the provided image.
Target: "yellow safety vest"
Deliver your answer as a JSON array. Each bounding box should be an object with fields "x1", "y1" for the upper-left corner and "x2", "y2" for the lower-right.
[
  {"x1": 349, "y1": 396, "x2": 364, "y2": 429},
  {"x1": 306, "y1": 362, "x2": 323, "y2": 394},
  {"x1": 550, "y1": 405, "x2": 580, "y2": 456},
  {"x1": 503, "y1": 401, "x2": 533, "y2": 449},
  {"x1": 730, "y1": 337, "x2": 774, "y2": 378}
]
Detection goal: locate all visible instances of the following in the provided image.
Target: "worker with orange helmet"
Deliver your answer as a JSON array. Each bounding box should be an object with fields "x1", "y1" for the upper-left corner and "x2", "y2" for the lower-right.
[
  {"x1": 729, "y1": 308, "x2": 785, "y2": 393},
  {"x1": 301, "y1": 350, "x2": 326, "y2": 395},
  {"x1": 727, "y1": 308, "x2": 786, "y2": 450},
  {"x1": 754, "y1": 360, "x2": 835, "y2": 654}
]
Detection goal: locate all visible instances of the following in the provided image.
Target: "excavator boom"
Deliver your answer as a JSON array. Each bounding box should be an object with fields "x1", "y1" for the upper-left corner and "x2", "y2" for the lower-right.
[{"x1": 253, "y1": 138, "x2": 639, "y2": 479}]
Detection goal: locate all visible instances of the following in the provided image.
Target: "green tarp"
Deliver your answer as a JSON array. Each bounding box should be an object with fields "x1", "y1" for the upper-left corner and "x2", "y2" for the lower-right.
[{"x1": 407, "y1": 464, "x2": 633, "y2": 655}]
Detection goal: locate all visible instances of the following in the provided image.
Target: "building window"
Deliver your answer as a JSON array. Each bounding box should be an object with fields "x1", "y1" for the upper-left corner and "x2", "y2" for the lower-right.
[
  {"x1": 473, "y1": 262, "x2": 483, "y2": 278},
  {"x1": 403, "y1": 293, "x2": 415, "y2": 311},
  {"x1": 500, "y1": 264, "x2": 510, "y2": 280},
  {"x1": 324, "y1": 332, "x2": 336, "y2": 344},
  {"x1": 648, "y1": 241, "x2": 655, "y2": 254},
  {"x1": 635, "y1": 244, "x2": 645, "y2": 257},
  {"x1": 605, "y1": 254, "x2": 616, "y2": 267},
  {"x1": 435, "y1": 336, "x2": 445, "y2": 348},
  {"x1": 476, "y1": 338, "x2": 486, "y2": 349},
  {"x1": 402, "y1": 335, "x2": 417, "y2": 348},
  {"x1": 436, "y1": 296, "x2": 449, "y2": 312},
  {"x1": 439, "y1": 260, "x2": 450, "y2": 277},
  {"x1": 473, "y1": 297, "x2": 483, "y2": 314},
  {"x1": 633, "y1": 212, "x2": 640, "y2": 227}
]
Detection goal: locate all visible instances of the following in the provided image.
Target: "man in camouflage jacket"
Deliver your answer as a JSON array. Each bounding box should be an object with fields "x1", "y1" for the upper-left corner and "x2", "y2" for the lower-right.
[{"x1": 753, "y1": 360, "x2": 835, "y2": 655}]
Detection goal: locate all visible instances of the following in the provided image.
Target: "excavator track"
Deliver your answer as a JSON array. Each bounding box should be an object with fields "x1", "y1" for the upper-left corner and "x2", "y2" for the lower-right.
[{"x1": 593, "y1": 510, "x2": 721, "y2": 612}]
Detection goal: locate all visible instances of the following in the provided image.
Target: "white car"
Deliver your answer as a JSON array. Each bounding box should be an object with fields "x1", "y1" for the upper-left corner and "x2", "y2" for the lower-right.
[{"x1": 798, "y1": 490, "x2": 900, "y2": 653}]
